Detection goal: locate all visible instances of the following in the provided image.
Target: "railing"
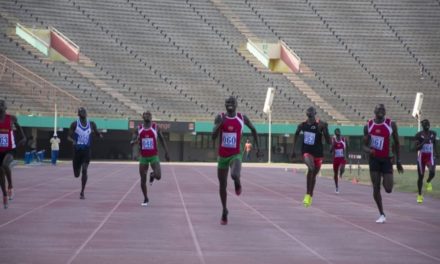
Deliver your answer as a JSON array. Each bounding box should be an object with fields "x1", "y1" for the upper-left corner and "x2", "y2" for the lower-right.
[
  {"x1": 16, "y1": 23, "x2": 50, "y2": 56},
  {"x1": 50, "y1": 26, "x2": 80, "y2": 52},
  {"x1": 0, "y1": 53, "x2": 82, "y2": 116}
]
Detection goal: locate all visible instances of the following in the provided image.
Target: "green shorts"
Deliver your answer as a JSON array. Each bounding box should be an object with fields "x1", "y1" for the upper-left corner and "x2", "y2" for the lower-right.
[
  {"x1": 217, "y1": 154, "x2": 242, "y2": 169},
  {"x1": 139, "y1": 155, "x2": 160, "y2": 165}
]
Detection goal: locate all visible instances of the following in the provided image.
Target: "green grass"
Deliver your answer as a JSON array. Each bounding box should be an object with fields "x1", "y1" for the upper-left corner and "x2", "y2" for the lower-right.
[{"x1": 317, "y1": 168, "x2": 440, "y2": 199}]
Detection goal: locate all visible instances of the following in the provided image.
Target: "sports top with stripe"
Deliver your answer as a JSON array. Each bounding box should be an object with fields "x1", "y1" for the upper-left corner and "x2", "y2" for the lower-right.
[
  {"x1": 367, "y1": 118, "x2": 393, "y2": 158},
  {"x1": 218, "y1": 113, "x2": 243, "y2": 158},
  {"x1": 332, "y1": 136, "x2": 346, "y2": 161},
  {"x1": 74, "y1": 119, "x2": 91, "y2": 150},
  {"x1": 0, "y1": 114, "x2": 15, "y2": 151},
  {"x1": 138, "y1": 123, "x2": 158, "y2": 157},
  {"x1": 416, "y1": 131, "x2": 436, "y2": 169}
]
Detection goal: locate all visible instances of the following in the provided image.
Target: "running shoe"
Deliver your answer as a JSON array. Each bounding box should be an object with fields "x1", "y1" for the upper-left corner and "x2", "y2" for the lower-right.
[
  {"x1": 149, "y1": 172, "x2": 155, "y2": 186},
  {"x1": 375, "y1": 214, "x2": 386, "y2": 223},
  {"x1": 417, "y1": 194, "x2": 424, "y2": 204},
  {"x1": 80, "y1": 193, "x2": 85, "y2": 200},
  {"x1": 335, "y1": 187, "x2": 339, "y2": 194},
  {"x1": 234, "y1": 178, "x2": 242, "y2": 196},
  {"x1": 426, "y1": 182, "x2": 433, "y2": 192},
  {"x1": 141, "y1": 197, "x2": 149, "y2": 207},
  {"x1": 303, "y1": 194, "x2": 311, "y2": 208},
  {"x1": 7, "y1": 188, "x2": 14, "y2": 200},
  {"x1": 3, "y1": 196, "x2": 8, "y2": 209},
  {"x1": 220, "y1": 209, "x2": 228, "y2": 225}
]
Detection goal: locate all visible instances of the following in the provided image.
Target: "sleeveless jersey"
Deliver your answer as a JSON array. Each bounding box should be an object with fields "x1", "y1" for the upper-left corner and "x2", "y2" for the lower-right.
[
  {"x1": 332, "y1": 136, "x2": 346, "y2": 160},
  {"x1": 74, "y1": 119, "x2": 91, "y2": 149},
  {"x1": 367, "y1": 118, "x2": 393, "y2": 158},
  {"x1": 138, "y1": 123, "x2": 158, "y2": 157},
  {"x1": 417, "y1": 131, "x2": 436, "y2": 161},
  {"x1": 218, "y1": 113, "x2": 244, "y2": 157},
  {"x1": 300, "y1": 120, "x2": 324, "y2": 157},
  {"x1": 0, "y1": 114, "x2": 16, "y2": 151}
]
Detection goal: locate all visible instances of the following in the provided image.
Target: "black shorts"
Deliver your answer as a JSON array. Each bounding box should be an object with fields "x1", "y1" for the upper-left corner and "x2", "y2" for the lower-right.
[
  {"x1": 73, "y1": 148, "x2": 91, "y2": 170},
  {"x1": 0, "y1": 150, "x2": 15, "y2": 165},
  {"x1": 369, "y1": 157, "x2": 393, "y2": 174}
]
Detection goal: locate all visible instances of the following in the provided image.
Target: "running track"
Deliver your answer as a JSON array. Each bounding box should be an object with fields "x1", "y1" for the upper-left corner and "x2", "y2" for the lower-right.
[{"x1": 0, "y1": 162, "x2": 439, "y2": 264}]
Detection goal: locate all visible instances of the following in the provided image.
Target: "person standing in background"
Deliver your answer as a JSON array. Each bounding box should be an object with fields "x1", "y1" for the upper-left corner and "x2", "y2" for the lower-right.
[{"x1": 50, "y1": 134, "x2": 61, "y2": 165}]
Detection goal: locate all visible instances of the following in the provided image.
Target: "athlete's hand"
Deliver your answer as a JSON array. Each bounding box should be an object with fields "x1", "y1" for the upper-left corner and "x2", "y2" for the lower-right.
[
  {"x1": 369, "y1": 149, "x2": 376, "y2": 157},
  {"x1": 396, "y1": 161, "x2": 404, "y2": 174},
  {"x1": 165, "y1": 152, "x2": 170, "y2": 162}
]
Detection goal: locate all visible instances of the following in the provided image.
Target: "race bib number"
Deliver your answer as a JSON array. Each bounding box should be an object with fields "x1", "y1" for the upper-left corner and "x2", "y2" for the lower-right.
[
  {"x1": 77, "y1": 134, "x2": 89, "y2": 145},
  {"x1": 335, "y1": 149, "x2": 344, "y2": 158},
  {"x1": 0, "y1": 133, "x2": 8, "y2": 147},
  {"x1": 370, "y1": 135, "x2": 384, "y2": 151},
  {"x1": 142, "y1": 138, "x2": 154, "y2": 150},
  {"x1": 303, "y1": 131, "x2": 316, "y2": 145},
  {"x1": 421, "y1": 143, "x2": 433, "y2": 153},
  {"x1": 222, "y1": 132, "x2": 237, "y2": 148}
]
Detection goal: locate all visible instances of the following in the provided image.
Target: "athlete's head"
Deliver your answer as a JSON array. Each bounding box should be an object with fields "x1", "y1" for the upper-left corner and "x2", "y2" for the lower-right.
[
  {"x1": 306, "y1": 106, "x2": 316, "y2": 119},
  {"x1": 421, "y1": 119, "x2": 430, "y2": 131},
  {"x1": 0, "y1": 100, "x2": 6, "y2": 115},
  {"x1": 77, "y1": 107, "x2": 87, "y2": 119},
  {"x1": 374, "y1": 104, "x2": 386, "y2": 119},
  {"x1": 225, "y1": 96, "x2": 237, "y2": 114},
  {"x1": 334, "y1": 128, "x2": 341, "y2": 137},
  {"x1": 142, "y1": 111, "x2": 152, "y2": 122}
]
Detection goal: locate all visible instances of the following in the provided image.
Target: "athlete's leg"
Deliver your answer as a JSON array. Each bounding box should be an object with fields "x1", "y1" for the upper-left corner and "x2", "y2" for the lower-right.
[
  {"x1": 370, "y1": 171, "x2": 384, "y2": 215},
  {"x1": 339, "y1": 161, "x2": 346, "y2": 178},
  {"x1": 309, "y1": 158, "x2": 322, "y2": 197},
  {"x1": 333, "y1": 161, "x2": 339, "y2": 190},
  {"x1": 150, "y1": 161, "x2": 161, "y2": 180},
  {"x1": 417, "y1": 160, "x2": 425, "y2": 195},
  {"x1": 2, "y1": 153, "x2": 14, "y2": 198},
  {"x1": 382, "y1": 173, "x2": 393, "y2": 193},
  {"x1": 304, "y1": 155, "x2": 315, "y2": 196},
  {"x1": 139, "y1": 163, "x2": 149, "y2": 203},
  {"x1": 427, "y1": 162, "x2": 436, "y2": 183},
  {"x1": 72, "y1": 150, "x2": 81, "y2": 178},
  {"x1": 230, "y1": 158, "x2": 242, "y2": 195},
  {"x1": 0, "y1": 167, "x2": 7, "y2": 209},
  {"x1": 218, "y1": 166, "x2": 229, "y2": 224},
  {"x1": 79, "y1": 149, "x2": 91, "y2": 198}
]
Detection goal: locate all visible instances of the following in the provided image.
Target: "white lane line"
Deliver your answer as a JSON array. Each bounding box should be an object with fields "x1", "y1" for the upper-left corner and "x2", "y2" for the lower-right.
[{"x1": 171, "y1": 167, "x2": 206, "y2": 264}]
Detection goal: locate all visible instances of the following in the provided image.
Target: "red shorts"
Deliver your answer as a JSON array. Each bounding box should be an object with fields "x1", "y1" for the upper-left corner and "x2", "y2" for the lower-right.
[
  {"x1": 333, "y1": 158, "x2": 346, "y2": 173},
  {"x1": 418, "y1": 153, "x2": 435, "y2": 175},
  {"x1": 303, "y1": 153, "x2": 323, "y2": 169}
]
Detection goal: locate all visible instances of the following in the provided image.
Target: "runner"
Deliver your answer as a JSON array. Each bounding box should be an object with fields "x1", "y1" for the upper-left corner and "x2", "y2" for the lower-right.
[
  {"x1": 414, "y1": 119, "x2": 438, "y2": 203},
  {"x1": 363, "y1": 104, "x2": 403, "y2": 223},
  {"x1": 291, "y1": 106, "x2": 330, "y2": 207},
  {"x1": 68, "y1": 107, "x2": 103, "y2": 200},
  {"x1": 0, "y1": 100, "x2": 26, "y2": 208},
  {"x1": 330, "y1": 128, "x2": 347, "y2": 194},
  {"x1": 212, "y1": 96, "x2": 261, "y2": 225},
  {"x1": 131, "y1": 111, "x2": 170, "y2": 206}
]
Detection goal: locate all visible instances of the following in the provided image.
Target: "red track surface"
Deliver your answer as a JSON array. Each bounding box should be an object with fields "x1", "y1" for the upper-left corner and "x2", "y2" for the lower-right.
[{"x1": 0, "y1": 162, "x2": 439, "y2": 264}]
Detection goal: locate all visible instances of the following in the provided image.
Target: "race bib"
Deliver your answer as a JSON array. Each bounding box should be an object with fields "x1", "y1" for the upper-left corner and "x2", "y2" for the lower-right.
[
  {"x1": 303, "y1": 131, "x2": 316, "y2": 145},
  {"x1": 370, "y1": 135, "x2": 384, "y2": 151},
  {"x1": 335, "y1": 149, "x2": 344, "y2": 158},
  {"x1": 0, "y1": 133, "x2": 8, "y2": 147},
  {"x1": 421, "y1": 143, "x2": 433, "y2": 153},
  {"x1": 222, "y1": 132, "x2": 237, "y2": 148},
  {"x1": 77, "y1": 134, "x2": 89, "y2": 145},
  {"x1": 142, "y1": 138, "x2": 154, "y2": 150}
]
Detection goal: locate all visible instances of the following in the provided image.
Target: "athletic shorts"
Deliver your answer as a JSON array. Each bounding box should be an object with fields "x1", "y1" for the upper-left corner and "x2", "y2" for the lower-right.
[
  {"x1": 73, "y1": 148, "x2": 91, "y2": 170},
  {"x1": 417, "y1": 153, "x2": 435, "y2": 175},
  {"x1": 333, "y1": 158, "x2": 346, "y2": 173},
  {"x1": 0, "y1": 150, "x2": 15, "y2": 165},
  {"x1": 303, "y1": 153, "x2": 323, "y2": 170},
  {"x1": 369, "y1": 157, "x2": 393, "y2": 174},
  {"x1": 217, "y1": 153, "x2": 242, "y2": 169},
  {"x1": 139, "y1": 155, "x2": 160, "y2": 166}
]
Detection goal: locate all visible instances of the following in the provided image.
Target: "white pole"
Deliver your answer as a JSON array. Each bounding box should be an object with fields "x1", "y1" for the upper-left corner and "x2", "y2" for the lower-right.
[
  {"x1": 268, "y1": 110, "x2": 271, "y2": 164},
  {"x1": 418, "y1": 114, "x2": 421, "y2": 132},
  {"x1": 54, "y1": 103, "x2": 57, "y2": 135}
]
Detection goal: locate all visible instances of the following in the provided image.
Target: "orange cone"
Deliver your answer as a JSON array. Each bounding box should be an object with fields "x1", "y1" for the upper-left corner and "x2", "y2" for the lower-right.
[{"x1": 352, "y1": 177, "x2": 358, "y2": 184}]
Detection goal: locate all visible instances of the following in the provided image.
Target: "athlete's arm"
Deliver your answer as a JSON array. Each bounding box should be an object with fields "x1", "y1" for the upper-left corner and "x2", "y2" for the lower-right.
[
  {"x1": 321, "y1": 121, "x2": 331, "y2": 145},
  {"x1": 67, "y1": 122, "x2": 77, "y2": 144},
  {"x1": 91, "y1": 122, "x2": 103, "y2": 138},
  {"x1": 362, "y1": 125, "x2": 373, "y2": 156},
  {"x1": 11, "y1": 115, "x2": 26, "y2": 146},
  {"x1": 157, "y1": 127, "x2": 170, "y2": 161},
  {"x1": 212, "y1": 114, "x2": 223, "y2": 140},
  {"x1": 433, "y1": 131, "x2": 439, "y2": 159},
  {"x1": 291, "y1": 123, "x2": 303, "y2": 159},
  {"x1": 391, "y1": 121, "x2": 404, "y2": 174},
  {"x1": 243, "y1": 115, "x2": 262, "y2": 158},
  {"x1": 414, "y1": 132, "x2": 424, "y2": 151},
  {"x1": 130, "y1": 129, "x2": 139, "y2": 146}
]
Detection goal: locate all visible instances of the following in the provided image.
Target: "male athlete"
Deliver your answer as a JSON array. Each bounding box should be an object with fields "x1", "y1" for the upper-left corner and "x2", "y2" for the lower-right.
[
  {"x1": 212, "y1": 96, "x2": 261, "y2": 225},
  {"x1": 132, "y1": 111, "x2": 170, "y2": 206},
  {"x1": 68, "y1": 107, "x2": 103, "y2": 199},
  {"x1": 363, "y1": 104, "x2": 403, "y2": 223},
  {"x1": 414, "y1": 119, "x2": 438, "y2": 203},
  {"x1": 0, "y1": 100, "x2": 26, "y2": 208},
  {"x1": 330, "y1": 128, "x2": 347, "y2": 194},
  {"x1": 291, "y1": 106, "x2": 331, "y2": 207}
]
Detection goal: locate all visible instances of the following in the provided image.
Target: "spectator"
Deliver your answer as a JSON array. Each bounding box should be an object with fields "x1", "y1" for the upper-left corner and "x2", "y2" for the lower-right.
[
  {"x1": 50, "y1": 134, "x2": 61, "y2": 165},
  {"x1": 244, "y1": 139, "x2": 252, "y2": 161}
]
